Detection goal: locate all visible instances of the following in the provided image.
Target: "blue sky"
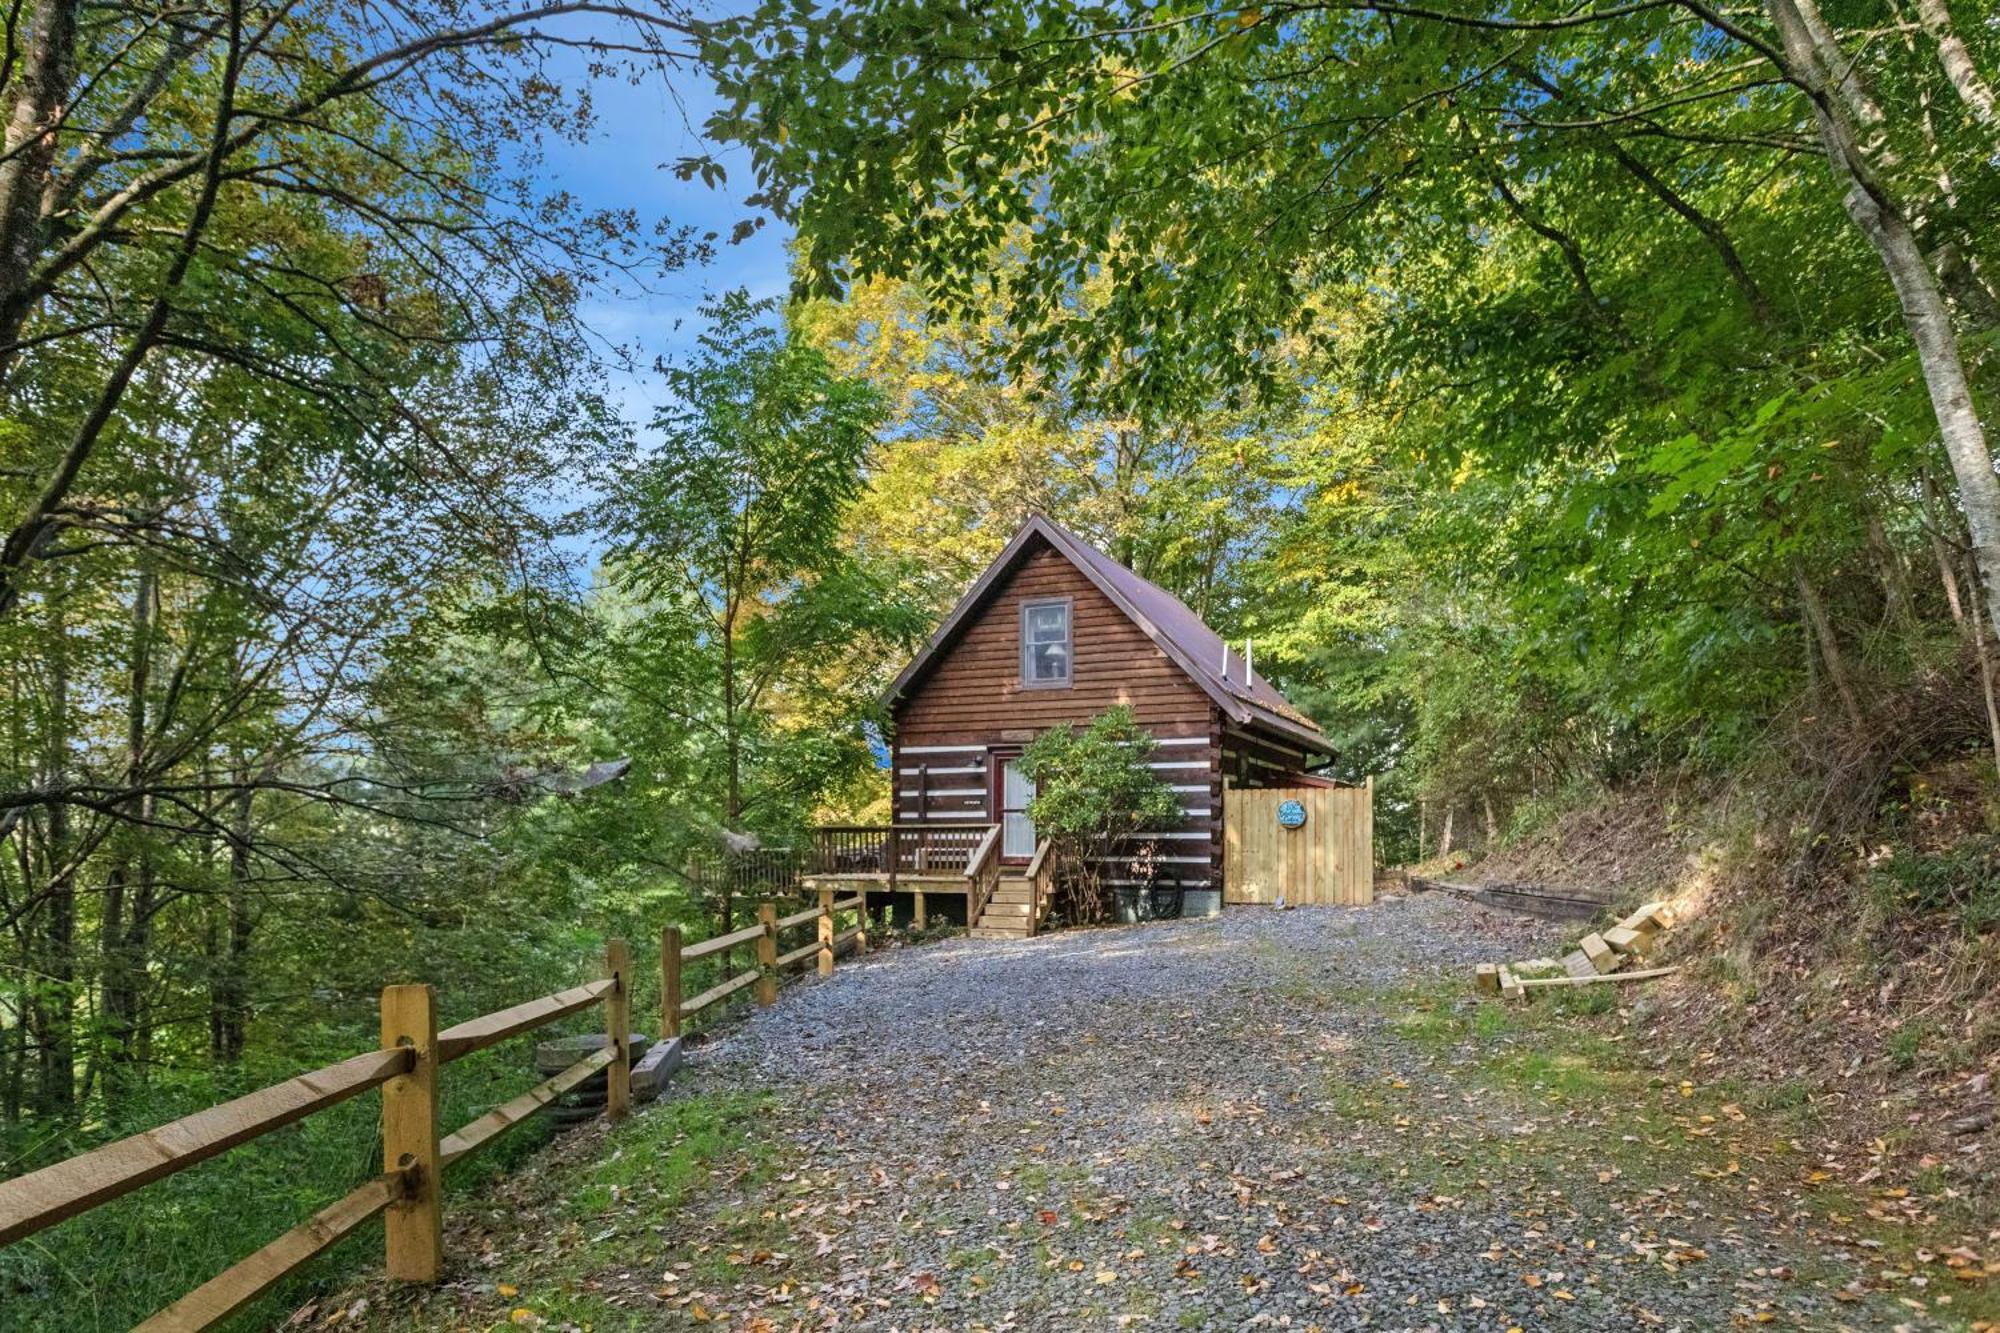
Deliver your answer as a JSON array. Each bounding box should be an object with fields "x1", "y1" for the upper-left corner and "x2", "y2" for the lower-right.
[
  {"x1": 522, "y1": 10, "x2": 798, "y2": 572},
  {"x1": 540, "y1": 10, "x2": 796, "y2": 432}
]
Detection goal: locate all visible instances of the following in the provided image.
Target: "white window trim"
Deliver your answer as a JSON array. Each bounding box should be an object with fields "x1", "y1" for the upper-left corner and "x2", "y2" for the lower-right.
[{"x1": 1018, "y1": 596, "x2": 1073, "y2": 689}]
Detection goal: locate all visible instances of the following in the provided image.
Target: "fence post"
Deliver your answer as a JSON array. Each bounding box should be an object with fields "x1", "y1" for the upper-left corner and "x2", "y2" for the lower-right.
[
  {"x1": 605, "y1": 939, "x2": 631, "y2": 1121},
  {"x1": 817, "y1": 888, "x2": 835, "y2": 977},
  {"x1": 755, "y1": 902, "x2": 778, "y2": 1005},
  {"x1": 381, "y1": 984, "x2": 441, "y2": 1282},
  {"x1": 660, "y1": 926, "x2": 681, "y2": 1039}
]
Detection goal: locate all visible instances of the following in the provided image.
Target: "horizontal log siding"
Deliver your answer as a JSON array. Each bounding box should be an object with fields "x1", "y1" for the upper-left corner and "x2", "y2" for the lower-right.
[
  {"x1": 890, "y1": 750, "x2": 991, "y2": 824},
  {"x1": 1209, "y1": 719, "x2": 1225, "y2": 888},
  {"x1": 895, "y1": 546, "x2": 1215, "y2": 739},
  {"x1": 892, "y1": 547, "x2": 1220, "y2": 879}
]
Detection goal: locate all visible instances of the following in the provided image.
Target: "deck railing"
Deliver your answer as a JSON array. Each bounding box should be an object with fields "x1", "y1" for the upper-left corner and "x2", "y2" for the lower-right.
[
  {"x1": 0, "y1": 890, "x2": 873, "y2": 1333},
  {"x1": 809, "y1": 823, "x2": 997, "y2": 881},
  {"x1": 688, "y1": 846, "x2": 803, "y2": 896}
]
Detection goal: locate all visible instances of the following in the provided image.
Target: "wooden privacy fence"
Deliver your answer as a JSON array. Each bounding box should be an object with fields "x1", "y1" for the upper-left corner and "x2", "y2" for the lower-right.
[
  {"x1": 1222, "y1": 780, "x2": 1375, "y2": 907},
  {"x1": 0, "y1": 890, "x2": 869, "y2": 1332}
]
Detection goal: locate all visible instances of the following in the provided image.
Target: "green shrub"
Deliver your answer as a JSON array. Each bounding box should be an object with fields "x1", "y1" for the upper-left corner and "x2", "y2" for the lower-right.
[{"x1": 1020, "y1": 707, "x2": 1183, "y2": 923}]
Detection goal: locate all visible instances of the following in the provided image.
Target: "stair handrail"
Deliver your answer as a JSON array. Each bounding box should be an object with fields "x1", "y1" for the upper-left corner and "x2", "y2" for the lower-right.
[
  {"x1": 1025, "y1": 839, "x2": 1053, "y2": 938},
  {"x1": 963, "y1": 823, "x2": 1003, "y2": 930}
]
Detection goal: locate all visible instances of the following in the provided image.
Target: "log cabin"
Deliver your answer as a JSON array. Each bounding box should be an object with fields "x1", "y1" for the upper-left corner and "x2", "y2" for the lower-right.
[{"x1": 879, "y1": 515, "x2": 1341, "y2": 929}]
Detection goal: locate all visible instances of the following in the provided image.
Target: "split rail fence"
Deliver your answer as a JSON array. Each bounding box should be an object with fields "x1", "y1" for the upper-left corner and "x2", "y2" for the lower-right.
[{"x1": 0, "y1": 888, "x2": 869, "y2": 1332}]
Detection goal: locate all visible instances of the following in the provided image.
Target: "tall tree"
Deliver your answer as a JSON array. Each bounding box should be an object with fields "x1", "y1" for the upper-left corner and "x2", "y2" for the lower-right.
[
  {"x1": 702, "y1": 0, "x2": 2000, "y2": 630},
  {"x1": 599, "y1": 292, "x2": 924, "y2": 930},
  {"x1": 798, "y1": 269, "x2": 1298, "y2": 622},
  {"x1": 0, "y1": 0, "x2": 704, "y2": 1131},
  {"x1": 0, "y1": 0, "x2": 702, "y2": 621}
]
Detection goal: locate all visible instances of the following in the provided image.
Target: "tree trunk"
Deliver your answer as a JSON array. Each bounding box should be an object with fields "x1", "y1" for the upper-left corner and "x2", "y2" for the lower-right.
[
  {"x1": 1935, "y1": 531, "x2": 1968, "y2": 624},
  {"x1": 1966, "y1": 557, "x2": 2000, "y2": 778},
  {"x1": 1796, "y1": 566, "x2": 1866, "y2": 730},
  {"x1": 1866, "y1": 513, "x2": 1916, "y2": 628},
  {"x1": 1, "y1": 1000, "x2": 22, "y2": 1123},
  {"x1": 32, "y1": 582, "x2": 75, "y2": 1116},
  {"x1": 0, "y1": 4, "x2": 244, "y2": 620},
  {"x1": 1762, "y1": 0, "x2": 2000, "y2": 639},
  {"x1": 1921, "y1": 468, "x2": 1968, "y2": 624},
  {"x1": 210, "y1": 780, "x2": 254, "y2": 1064},
  {"x1": 1437, "y1": 805, "x2": 1454, "y2": 858},
  {"x1": 0, "y1": 0, "x2": 78, "y2": 356},
  {"x1": 1915, "y1": 0, "x2": 1998, "y2": 132},
  {"x1": 1882, "y1": 0, "x2": 2000, "y2": 330},
  {"x1": 720, "y1": 600, "x2": 740, "y2": 960},
  {"x1": 100, "y1": 568, "x2": 154, "y2": 1098}
]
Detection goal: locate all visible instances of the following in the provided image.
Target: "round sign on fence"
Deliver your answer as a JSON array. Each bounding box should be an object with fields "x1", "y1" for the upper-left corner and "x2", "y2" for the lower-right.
[{"x1": 1277, "y1": 799, "x2": 1307, "y2": 829}]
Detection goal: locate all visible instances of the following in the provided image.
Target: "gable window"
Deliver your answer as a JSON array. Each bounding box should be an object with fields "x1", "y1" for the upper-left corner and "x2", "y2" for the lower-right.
[{"x1": 1020, "y1": 599, "x2": 1072, "y2": 687}]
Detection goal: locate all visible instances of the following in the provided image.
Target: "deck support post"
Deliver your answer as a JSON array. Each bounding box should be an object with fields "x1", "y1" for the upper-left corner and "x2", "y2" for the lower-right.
[
  {"x1": 913, "y1": 887, "x2": 927, "y2": 930},
  {"x1": 380, "y1": 984, "x2": 441, "y2": 1282}
]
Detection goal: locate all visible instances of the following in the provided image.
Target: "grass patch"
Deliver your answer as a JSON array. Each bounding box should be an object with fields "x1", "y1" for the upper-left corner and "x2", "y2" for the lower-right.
[
  {"x1": 1321, "y1": 974, "x2": 2000, "y2": 1326},
  {"x1": 1885, "y1": 1019, "x2": 1925, "y2": 1072},
  {"x1": 1317, "y1": 1073, "x2": 1395, "y2": 1123},
  {"x1": 1483, "y1": 1046, "x2": 1620, "y2": 1100},
  {"x1": 344, "y1": 1088, "x2": 783, "y2": 1332},
  {"x1": 569, "y1": 1088, "x2": 777, "y2": 1219}
]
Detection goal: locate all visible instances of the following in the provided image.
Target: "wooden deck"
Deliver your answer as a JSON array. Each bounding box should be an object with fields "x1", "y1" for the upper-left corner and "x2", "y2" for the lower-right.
[
  {"x1": 802, "y1": 824, "x2": 1053, "y2": 938},
  {"x1": 810, "y1": 824, "x2": 991, "y2": 877}
]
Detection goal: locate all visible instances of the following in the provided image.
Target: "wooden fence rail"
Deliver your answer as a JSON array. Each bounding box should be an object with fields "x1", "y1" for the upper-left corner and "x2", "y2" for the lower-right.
[{"x1": 0, "y1": 886, "x2": 875, "y2": 1332}]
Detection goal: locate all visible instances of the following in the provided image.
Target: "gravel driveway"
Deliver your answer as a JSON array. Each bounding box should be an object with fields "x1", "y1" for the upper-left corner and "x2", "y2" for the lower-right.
[{"x1": 641, "y1": 895, "x2": 1927, "y2": 1332}]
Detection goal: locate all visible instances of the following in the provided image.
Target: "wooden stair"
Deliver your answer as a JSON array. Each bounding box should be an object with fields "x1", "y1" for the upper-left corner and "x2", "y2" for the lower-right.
[{"x1": 970, "y1": 876, "x2": 1043, "y2": 939}]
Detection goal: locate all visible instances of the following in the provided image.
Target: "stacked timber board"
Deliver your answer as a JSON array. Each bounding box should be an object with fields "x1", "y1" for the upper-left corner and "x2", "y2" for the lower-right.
[{"x1": 1476, "y1": 901, "x2": 1680, "y2": 1001}]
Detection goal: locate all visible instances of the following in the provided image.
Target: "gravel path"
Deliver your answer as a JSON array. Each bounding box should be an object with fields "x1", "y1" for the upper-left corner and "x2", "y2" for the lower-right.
[{"x1": 640, "y1": 895, "x2": 1928, "y2": 1332}]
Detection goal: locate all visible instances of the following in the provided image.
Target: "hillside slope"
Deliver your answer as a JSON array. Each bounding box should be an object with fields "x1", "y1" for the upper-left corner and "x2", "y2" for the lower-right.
[{"x1": 1443, "y1": 767, "x2": 1998, "y2": 1209}]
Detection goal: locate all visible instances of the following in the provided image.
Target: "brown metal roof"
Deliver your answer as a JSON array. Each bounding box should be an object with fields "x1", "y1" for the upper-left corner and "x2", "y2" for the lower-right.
[{"x1": 886, "y1": 515, "x2": 1328, "y2": 754}]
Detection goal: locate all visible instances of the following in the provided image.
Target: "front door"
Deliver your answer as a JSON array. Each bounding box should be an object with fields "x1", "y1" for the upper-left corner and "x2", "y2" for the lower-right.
[{"x1": 998, "y1": 757, "x2": 1037, "y2": 862}]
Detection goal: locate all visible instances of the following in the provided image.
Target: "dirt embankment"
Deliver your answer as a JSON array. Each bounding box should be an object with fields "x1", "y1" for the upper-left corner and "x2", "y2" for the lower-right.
[{"x1": 1423, "y1": 767, "x2": 1998, "y2": 1216}]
